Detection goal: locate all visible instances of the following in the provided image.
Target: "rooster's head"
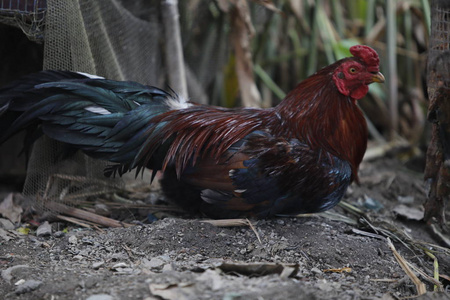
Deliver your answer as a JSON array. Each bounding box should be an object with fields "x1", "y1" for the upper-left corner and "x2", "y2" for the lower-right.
[{"x1": 332, "y1": 45, "x2": 385, "y2": 100}]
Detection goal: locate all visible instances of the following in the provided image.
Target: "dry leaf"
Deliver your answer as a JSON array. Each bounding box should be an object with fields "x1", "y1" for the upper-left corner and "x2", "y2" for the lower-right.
[
  {"x1": 217, "y1": 0, "x2": 262, "y2": 107},
  {"x1": 288, "y1": 0, "x2": 304, "y2": 19},
  {"x1": 16, "y1": 227, "x2": 30, "y2": 235},
  {"x1": 0, "y1": 227, "x2": 16, "y2": 241},
  {"x1": 439, "y1": 274, "x2": 450, "y2": 281},
  {"x1": 0, "y1": 193, "x2": 22, "y2": 224},
  {"x1": 393, "y1": 204, "x2": 424, "y2": 221}
]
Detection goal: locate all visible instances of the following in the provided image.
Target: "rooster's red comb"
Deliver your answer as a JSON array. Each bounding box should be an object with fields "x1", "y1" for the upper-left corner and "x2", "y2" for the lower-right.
[{"x1": 349, "y1": 45, "x2": 380, "y2": 73}]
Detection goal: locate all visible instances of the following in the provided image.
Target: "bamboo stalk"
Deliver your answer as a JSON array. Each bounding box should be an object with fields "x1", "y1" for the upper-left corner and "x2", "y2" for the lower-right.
[
  {"x1": 161, "y1": 0, "x2": 188, "y2": 99},
  {"x1": 317, "y1": 6, "x2": 336, "y2": 64},
  {"x1": 404, "y1": 7, "x2": 414, "y2": 89},
  {"x1": 421, "y1": 0, "x2": 431, "y2": 34},
  {"x1": 386, "y1": 0, "x2": 398, "y2": 139},
  {"x1": 307, "y1": 0, "x2": 321, "y2": 76},
  {"x1": 331, "y1": 0, "x2": 345, "y2": 36},
  {"x1": 365, "y1": 0, "x2": 376, "y2": 36}
]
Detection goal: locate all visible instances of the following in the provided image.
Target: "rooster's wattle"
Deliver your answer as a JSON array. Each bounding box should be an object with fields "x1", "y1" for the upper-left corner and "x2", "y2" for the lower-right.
[{"x1": 0, "y1": 45, "x2": 384, "y2": 218}]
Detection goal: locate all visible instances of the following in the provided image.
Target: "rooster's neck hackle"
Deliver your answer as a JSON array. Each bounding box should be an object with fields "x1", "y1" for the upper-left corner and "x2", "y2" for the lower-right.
[{"x1": 276, "y1": 66, "x2": 368, "y2": 181}]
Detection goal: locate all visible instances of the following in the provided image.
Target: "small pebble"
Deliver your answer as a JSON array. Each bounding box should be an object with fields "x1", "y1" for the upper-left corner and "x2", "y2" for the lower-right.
[
  {"x1": 92, "y1": 261, "x2": 105, "y2": 270},
  {"x1": 68, "y1": 235, "x2": 78, "y2": 244},
  {"x1": 311, "y1": 267, "x2": 323, "y2": 275},
  {"x1": 276, "y1": 219, "x2": 285, "y2": 225},
  {"x1": 162, "y1": 263, "x2": 173, "y2": 272},
  {"x1": 145, "y1": 257, "x2": 165, "y2": 269},
  {"x1": 112, "y1": 262, "x2": 129, "y2": 269},
  {"x1": 84, "y1": 277, "x2": 100, "y2": 289},
  {"x1": 53, "y1": 231, "x2": 65, "y2": 238},
  {"x1": 14, "y1": 279, "x2": 25, "y2": 285},
  {"x1": 82, "y1": 237, "x2": 95, "y2": 245}
]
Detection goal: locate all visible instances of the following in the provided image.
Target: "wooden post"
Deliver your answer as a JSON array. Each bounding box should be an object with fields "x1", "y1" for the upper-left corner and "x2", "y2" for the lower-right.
[{"x1": 424, "y1": 0, "x2": 450, "y2": 226}]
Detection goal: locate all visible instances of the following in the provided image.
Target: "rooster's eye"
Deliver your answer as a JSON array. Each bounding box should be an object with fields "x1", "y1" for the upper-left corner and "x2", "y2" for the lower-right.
[{"x1": 349, "y1": 67, "x2": 357, "y2": 74}]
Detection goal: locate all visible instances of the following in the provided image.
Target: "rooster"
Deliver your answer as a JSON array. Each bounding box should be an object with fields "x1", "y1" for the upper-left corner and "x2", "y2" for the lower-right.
[{"x1": 0, "y1": 45, "x2": 384, "y2": 218}]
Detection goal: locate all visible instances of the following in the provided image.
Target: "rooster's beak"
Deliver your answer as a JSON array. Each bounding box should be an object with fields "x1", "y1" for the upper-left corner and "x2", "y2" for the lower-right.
[{"x1": 371, "y1": 72, "x2": 385, "y2": 83}]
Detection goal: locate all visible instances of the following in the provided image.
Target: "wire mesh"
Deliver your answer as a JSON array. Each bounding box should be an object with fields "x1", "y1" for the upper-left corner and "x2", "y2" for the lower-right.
[
  {"x1": 0, "y1": 0, "x2": 46, "y2": 42},
  {"x1": 2, "y1": 0, "x2": 162, "y2": 213}
]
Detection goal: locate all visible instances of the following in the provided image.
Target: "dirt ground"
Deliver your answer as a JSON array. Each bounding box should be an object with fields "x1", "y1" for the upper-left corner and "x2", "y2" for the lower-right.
[{"x1": 0, "y1": 157, "x2": 449, "y2": 300}]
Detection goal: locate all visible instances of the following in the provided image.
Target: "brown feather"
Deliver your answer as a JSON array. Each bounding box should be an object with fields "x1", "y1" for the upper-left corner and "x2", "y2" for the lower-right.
[
  {"x1": 136, "y1": 107, "x2": 280, "y2": 177},
  {"x1": 275, "y1": 59, "x2": 368, "y2": 181},
  {"x1": 181, "y1": 153, "x2": 247, "y2": 191}
]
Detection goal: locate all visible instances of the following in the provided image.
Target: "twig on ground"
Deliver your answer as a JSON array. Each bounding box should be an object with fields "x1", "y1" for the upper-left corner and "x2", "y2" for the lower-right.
[
  {"x1": 387, "y1": 237, "x2": 427, "y2": 296},
  {"x1": 56, "y1": 215, "x2": 106, "y2": 233},
  {"x1": 201, "y1": 218, "x2": 262, "y2": 245},
  {"x1": 351, "y1": 228, "x2": 385, "y2": 240},
  {"x1": 246, "y1": 218, "x2": 262, "y2": 245},
  {"x1": 422, "y1": 250, "x2": 443, "y2": 291},
  {"x1": 201, "y1": 218, "x2": 250, "y2": 227}
]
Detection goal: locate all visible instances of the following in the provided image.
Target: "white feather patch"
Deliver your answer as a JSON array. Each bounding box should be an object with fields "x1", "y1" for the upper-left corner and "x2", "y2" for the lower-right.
[
  {"x1": 164, "y1": 94, "x2": 191, "y2": 110},
  {"x1": 76, "y1": 72, "x2": 104, "y2": 79},
  {"x1": 85, "y1": 106, "x2": 111, "y2": 115}
]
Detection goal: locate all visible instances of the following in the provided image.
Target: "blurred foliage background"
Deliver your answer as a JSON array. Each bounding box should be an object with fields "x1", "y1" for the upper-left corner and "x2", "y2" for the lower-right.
[{"x1": 176, "y1": 0, "x2": 430, "y2": 163}]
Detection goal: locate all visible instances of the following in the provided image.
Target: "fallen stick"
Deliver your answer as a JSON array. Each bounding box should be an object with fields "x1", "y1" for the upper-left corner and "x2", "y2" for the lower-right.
[
  {"x1": 56, "y1": 215, "x2": 92, "y2": 229},
  {"x1": 45, "y1": 201, "x2": 133, "y2": 228},
  {"x1": 201, "y1": 219, "x2": 250, "y2": 227},
  {"x1": 56, "y1": 215, "x2": 106, "y2": 234}
]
